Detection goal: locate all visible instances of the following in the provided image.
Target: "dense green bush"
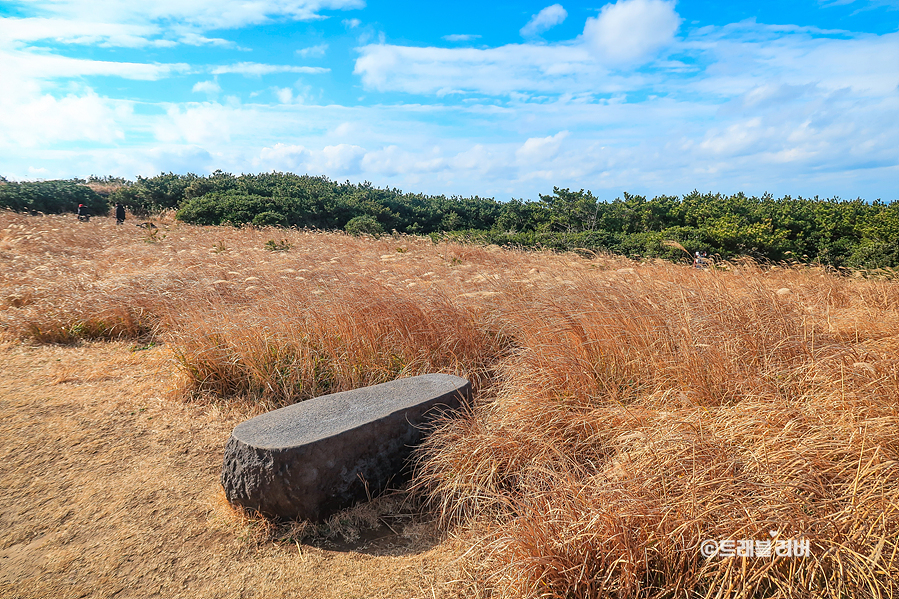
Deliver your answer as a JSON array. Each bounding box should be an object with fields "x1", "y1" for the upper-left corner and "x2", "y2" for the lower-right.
[
  {"x1": 3, "y1": 170, "x2": 896, "y2": 267},
  {"x1": 847, "y1": 240, "x2": 899, "y2": 269},
  {"x1": 345, "y1": 215, "x2": 384, "y2": 236},
  {"x1": 0, "y1": 180, "x2": 107, "y2": 215},
  {"x1": 173, "y1": 173, "x2": 503, "y2": 233},
  {"x1": 109, "y1": 172, "x2": 199, "y2": 216}
]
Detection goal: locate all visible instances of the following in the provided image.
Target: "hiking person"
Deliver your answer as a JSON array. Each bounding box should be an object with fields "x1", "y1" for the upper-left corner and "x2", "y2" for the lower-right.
[
  {"x1": 76, "y1": 204, "x2": 90, "y2": 222},
  {"x1": 115, "y1": 202, "x2": 126, "y2": 225},
  {"x1": 694, "y1": 251, "x2": 710, "y2": 269}
]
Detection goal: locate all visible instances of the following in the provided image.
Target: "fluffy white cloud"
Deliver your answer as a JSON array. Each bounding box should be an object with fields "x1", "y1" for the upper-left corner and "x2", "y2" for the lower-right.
[
  {"x1": 354, "y1": 43, "x2": 625, "y2": 95},
  {"x1": 520, "y1": 4, "x2": 568, "y2": 37},
  {"x1": 211, "y1": 62, "x2": 329, "y2": 76},
  {"x1": 516, "y1": 131, "x2": 570, "y2": 163},
  {"x1": 257, "y1": 140, "x2": 369, "y2": 175},
  {"x1": 192, "y1": 80, "x2": 221, "y2": 94},
  {"x1": 582, "y1": 0, "x2": 681, "y2": 65},
  {"x1": 274, "y1": 87, "x2": 294, "y2": 103},
  {"x1": 353, "y1": 0, "x2": 685, "y2": 96},
  {"x1": 154, "y1": 103, "x2": 238, "y2": 145},
  {"x1": 256, "y1": 143, "x2": 312, "y2": 171},
  {"x1": 0, "y1": 88, "x2": 132, "y2": 148},
  {"x1": 320, "y1": 144, "x2": 365, "y2": 174}
]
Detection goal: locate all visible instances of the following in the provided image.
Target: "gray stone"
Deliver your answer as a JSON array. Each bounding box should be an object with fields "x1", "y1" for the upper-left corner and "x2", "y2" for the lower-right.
[{"x1": 221, "y1": 373, "x2": 471, "y2": 520}]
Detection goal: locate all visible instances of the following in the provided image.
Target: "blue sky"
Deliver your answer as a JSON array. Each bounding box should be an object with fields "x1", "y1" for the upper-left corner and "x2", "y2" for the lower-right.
[{"x1": 1, "y1": 0, "x2": 897, "y2": 201}]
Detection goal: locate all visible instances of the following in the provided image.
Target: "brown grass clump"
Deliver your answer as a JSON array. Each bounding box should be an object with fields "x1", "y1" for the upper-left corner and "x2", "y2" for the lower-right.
[
  {"x1": 2, "y1": 210, "x2": 898, "y2": 597},
  {"x1": 416, "y1": 263, "x2": 899, "y2": 597},
  {"x1": 171, "y1": 281, "x2": 500, "y2": 406}
]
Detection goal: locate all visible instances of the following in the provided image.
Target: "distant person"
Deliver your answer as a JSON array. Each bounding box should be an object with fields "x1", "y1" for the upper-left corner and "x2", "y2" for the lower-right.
[
  {"x1": 694, "y1": 251, "x2": 708, "y2": 269},
  {"x1": 77, "y1": 204, "x2": 90, "y2": 222},
  {"x1": 115, "y1": 202, "x2": 126, "y2": 225}
]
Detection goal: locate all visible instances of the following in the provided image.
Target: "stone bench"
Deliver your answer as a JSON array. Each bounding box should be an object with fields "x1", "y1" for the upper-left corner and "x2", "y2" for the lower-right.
[{"x1": 221, "y1": 373, "x2": 471, "y2": 521}]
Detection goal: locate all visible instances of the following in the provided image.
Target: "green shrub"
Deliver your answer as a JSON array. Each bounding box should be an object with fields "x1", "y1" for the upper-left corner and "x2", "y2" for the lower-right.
[
  {"x1": 253, "y1": 211, "x2": 288, "y2": 227},
  {"x1": 846, "y1": 239, "x2": 899, "y2": 270},
  {"x1": 264, "y1": 239, "x2": 292, "y2": 252},
  {"x1": 345, "y1": 215, "x2": 383, "y2": 237},
  {"x1": 109, "y1": 172, "x2": 198, "y2": 215},
  {"x1": 176, "y1": 192, "x2": 272, "y2": 226},
  {"x1": 0, "y1": 180, "x2": 107, "y2": 215}
]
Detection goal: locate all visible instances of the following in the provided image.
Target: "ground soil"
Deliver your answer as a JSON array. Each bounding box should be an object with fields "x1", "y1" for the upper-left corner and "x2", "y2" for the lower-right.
[{"x1": 0, "y1": 340, "x2": 465, "y2": 599}]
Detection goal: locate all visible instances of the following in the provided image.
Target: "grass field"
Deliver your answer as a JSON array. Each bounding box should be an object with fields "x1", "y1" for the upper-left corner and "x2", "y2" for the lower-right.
[{"x1": 1, "y1": 210, "x2": 897, "y2": 598}]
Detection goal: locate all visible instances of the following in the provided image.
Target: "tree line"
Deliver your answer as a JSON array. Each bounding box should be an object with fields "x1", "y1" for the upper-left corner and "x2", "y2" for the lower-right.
[{"x1": 1, "y1": 172, "x2": 897, "y2": 268}]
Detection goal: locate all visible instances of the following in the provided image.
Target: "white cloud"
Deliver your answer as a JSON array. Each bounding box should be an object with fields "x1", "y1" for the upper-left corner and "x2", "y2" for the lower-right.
[
  {"x1": 256, "y1": 143, "x2": 312, "y2": 171},
  {"x1": 100, "y1": 145, "x2": 218, "y2": 179},
  {"x1": 353, "y1": 1, "x2": 683, "y2": 97},
  {"x1": 192, "y1": 80, "x2": 221, "y2": 94},
  {"x1": 0, "y1": 0, "x2": 364, "y2": 52},
  {"x1": 333, "y1": 122, "x2": 359, "y2": 136},
  {"x1": 449, "y1": 144, "x2": 517, "y2": 180},
  {"x1": 520, "y1": 4, "x2": 568, "y2": 37},
  {"x1": 516, "y1": 131, "x2": 570, "y2": 163},
  {"x1": 320, "y1": 144, "x2": 365, "y2": 174},
  {"x1": 354, "y1": 43, "x2": 619, "y2": 95},
  {"x1": 0, "y1": 88, "x2": 132, "y2": 148},
  {"x1": 175, "y1": 32, "x2": 236, "y2": 47},
  {"x1": 154, "y1": 103, "x2": 235, "y2": 145},
  {"x1": 257, "y1": 140, "x2": 369, "y2": 176},
  {"x1": 274, "y1": 87, "x2": 294, "y2": 103},
  {"x1": 296, "y1": 43, "x2": 328, "y2": 57},
  {"x1": 361, "y1": 145, "x2": 446, "y2": 176},
  {"x1": 6, "y1": 0, "x2": 366, "y2": 33},
  {"x1": 0, "y1": 47, "x2": 189, "y2": 81},
  {"x1": 0, "y1": 18, "x2": 164, "y2": 47},
  {"x1": 343, "y1": 18, "x2": 362, "y2": 29},
  {"x1": 698, "y1": 118, "x2": 766, "y2": 156},
  {"x1": 211, "y1": 62, "x2": 329, "y2": 76},
  {"x1": 0, "y1": 18, "x2": 234, "y2": 49},
  {"x1": 582, "y1": 0, "x2": 681, "y2": 65},
  {"x1": 684, "y1": 27, "x2": 899, "y2": 97},
  {"x1": 442, "y1": 34, "x2": 481, "y2": 42}
]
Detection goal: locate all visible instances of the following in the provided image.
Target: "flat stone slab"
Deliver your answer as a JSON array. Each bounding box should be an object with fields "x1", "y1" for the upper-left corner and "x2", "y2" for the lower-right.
[{"x1": 221, "y1": 373, "x2": 471, "y2": 520}]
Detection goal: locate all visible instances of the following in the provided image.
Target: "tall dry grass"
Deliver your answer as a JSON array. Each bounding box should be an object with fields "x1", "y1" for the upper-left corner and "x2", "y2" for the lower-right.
[
  {"x1": 2, "y1": 209, "x2": 897, "y2": 596},
  {"x1": 170, "y1": 280, "x2": 501, "y2": 406},
  {"x1": 415, "y1": 264, "x2": 899, "y2": 597}
]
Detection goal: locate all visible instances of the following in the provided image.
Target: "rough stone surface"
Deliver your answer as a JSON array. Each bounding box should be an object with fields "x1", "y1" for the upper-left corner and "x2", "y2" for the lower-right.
[{"x1": 221, "y1": 373, "x2": 471, "y2": 521}]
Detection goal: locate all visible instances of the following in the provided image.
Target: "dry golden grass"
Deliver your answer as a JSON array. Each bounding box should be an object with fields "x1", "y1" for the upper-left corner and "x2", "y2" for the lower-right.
[
  {"x1": 1, "y1": 210, "x2": 898, "y2": 597},
  {"x1": 0, "y1": 339, "x2": 470, "y2": 599},
  {"x1": 414, "y1": 264, "x2": 899, "y2": 597}
]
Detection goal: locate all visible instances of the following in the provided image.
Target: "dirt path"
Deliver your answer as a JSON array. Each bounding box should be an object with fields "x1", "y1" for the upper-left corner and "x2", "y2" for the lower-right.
[{"x1": 0, "y1": 341, "x2": 463, "y2": 599}]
